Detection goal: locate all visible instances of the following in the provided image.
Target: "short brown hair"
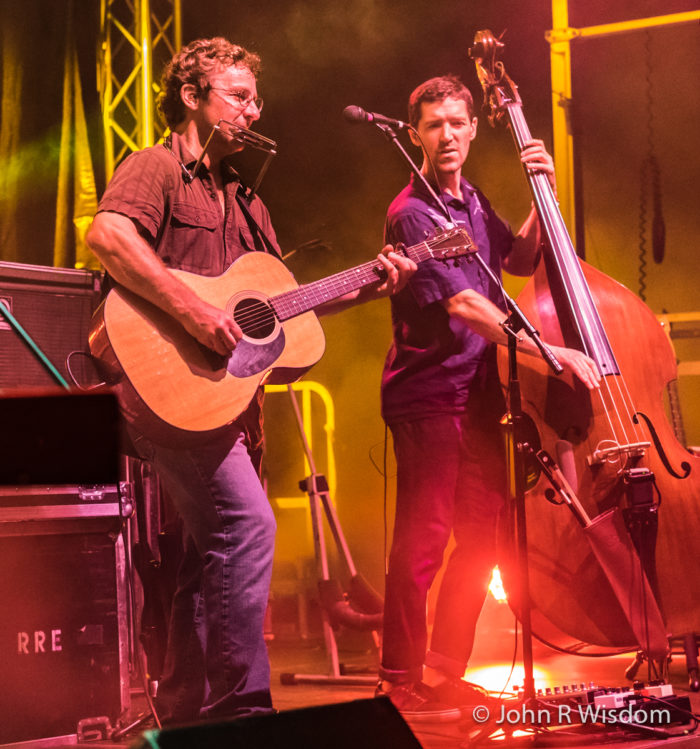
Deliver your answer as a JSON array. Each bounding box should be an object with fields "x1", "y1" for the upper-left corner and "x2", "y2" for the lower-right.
[
  {"x1": 158, "y1": 37, "x2": 261, "y2": 128},
  {"x1": 408, "y1": 75, "x2": 475, "y2": 128}
]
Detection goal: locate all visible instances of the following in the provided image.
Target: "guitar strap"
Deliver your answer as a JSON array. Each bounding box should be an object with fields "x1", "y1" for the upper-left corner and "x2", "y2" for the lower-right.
[{"x1": 235, "y1": 187, "x2": 284, "y2": 262}]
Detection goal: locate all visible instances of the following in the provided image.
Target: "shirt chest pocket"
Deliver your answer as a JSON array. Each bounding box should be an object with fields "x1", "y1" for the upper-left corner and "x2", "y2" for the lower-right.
[
  {"x1": 166, "y1": 202, "x2": 222, "y2": 273},
  {"x1": 171, "y1": 202, "x2": 220, "y2": 230}
]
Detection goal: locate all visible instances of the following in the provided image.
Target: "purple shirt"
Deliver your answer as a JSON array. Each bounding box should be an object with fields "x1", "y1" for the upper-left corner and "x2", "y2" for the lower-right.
[{"x1": 381, "y1": 175, "x2": 514, "y2": 423}]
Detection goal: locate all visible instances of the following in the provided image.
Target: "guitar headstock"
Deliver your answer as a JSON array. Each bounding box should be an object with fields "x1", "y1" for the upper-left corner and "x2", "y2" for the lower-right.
[
  {"x1": 426, "y1": 227, "x2": 477, "y2": 260},
  {"x1": 468, "y1": 29, "x2": 520, "y2": 127}
]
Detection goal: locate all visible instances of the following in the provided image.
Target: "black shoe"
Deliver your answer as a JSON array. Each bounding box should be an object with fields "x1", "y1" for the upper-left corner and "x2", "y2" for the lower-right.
[
  {"x1": 376, "y1": 680, "x2": 462, "y2": 723},
  {"x1": 429, "y1": 677, "x2": 492, "y2": 708}
]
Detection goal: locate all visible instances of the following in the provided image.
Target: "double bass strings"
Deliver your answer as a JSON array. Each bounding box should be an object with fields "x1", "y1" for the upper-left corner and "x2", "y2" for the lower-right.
[{"x1": 595, "y1": 368, "x2": 648, "y2": 464}]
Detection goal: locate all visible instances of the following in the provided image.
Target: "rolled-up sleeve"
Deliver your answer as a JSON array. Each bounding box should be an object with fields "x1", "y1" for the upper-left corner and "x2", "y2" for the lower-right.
[
  {"x1": 387, "y1": 209, "x2": 476, "y2": 309},
  {"x1": 97, "y1": 149, "x2": 172, "y2": 241}
]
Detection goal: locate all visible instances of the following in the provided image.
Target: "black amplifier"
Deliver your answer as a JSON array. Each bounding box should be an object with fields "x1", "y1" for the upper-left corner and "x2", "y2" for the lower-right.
[
  {"x1": 0, "y1": 498, "x2": 130, "y2": 745},
  {"x1": 0, "y1": 390, "x2": 121, "y2": 487},
  {"x1": 0, "y1": 260, "x2": 101, "y2": 389}
]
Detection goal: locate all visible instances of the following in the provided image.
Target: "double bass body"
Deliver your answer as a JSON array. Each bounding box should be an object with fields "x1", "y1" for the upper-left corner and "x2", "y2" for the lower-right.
[{"x1": 508, "y1": 257, "x2": 700, "y2": 647}]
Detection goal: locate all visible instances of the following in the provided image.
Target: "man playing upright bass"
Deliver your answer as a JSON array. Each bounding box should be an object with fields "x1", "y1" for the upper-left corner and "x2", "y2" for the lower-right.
[{"x1": 377, "y1": 75, "x2": 601, "y2": 721}]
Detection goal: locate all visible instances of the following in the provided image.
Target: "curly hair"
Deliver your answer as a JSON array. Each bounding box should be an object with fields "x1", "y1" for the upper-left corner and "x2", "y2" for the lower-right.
[
  {"x1": 158, "y1": 38, "x2": 261, "y2": 128},
  {"x1": 408, "y1": 75, "x2": 475, "y2": 128}
]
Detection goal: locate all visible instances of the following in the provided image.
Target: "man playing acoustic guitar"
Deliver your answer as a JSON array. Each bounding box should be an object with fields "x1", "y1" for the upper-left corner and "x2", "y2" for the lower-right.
[{"x1": 86, "y1": 38, "x2": 415, "y2": 724}]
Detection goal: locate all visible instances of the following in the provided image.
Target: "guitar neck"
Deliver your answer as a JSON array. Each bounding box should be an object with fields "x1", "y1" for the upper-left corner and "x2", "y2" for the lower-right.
[{"x1": 270, "y1": 243, "x2": 430, "y2": 321}]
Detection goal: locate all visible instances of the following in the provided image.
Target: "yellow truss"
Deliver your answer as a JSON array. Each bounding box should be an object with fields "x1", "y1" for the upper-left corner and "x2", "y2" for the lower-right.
[
  {"x1": 98, "y1": 0, "x2": 181, "y2": 180},
  {"x1": 547, "y1": 4, "x2": 700, "y2": 244}
]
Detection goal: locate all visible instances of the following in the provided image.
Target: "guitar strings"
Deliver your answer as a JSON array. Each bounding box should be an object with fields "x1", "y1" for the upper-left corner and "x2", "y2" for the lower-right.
[{"x1": 223, "y1": 239, "x2": 459, "y2": 334}]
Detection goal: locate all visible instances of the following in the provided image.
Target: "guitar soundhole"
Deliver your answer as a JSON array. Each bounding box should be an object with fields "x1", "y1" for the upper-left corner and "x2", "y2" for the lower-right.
[{"x1": 233, "y1": 297, "x2": 276, "y2": 339}]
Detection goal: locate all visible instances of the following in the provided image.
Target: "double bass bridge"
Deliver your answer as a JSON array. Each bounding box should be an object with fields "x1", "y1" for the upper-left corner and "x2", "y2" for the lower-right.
[{"x1": 587, "y1": 440, "x2": 651, "y2": 466}]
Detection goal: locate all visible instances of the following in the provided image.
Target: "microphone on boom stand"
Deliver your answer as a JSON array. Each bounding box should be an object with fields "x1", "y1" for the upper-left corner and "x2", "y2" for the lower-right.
[
  {"x1": 342, "y1": 104, "x2": 455, "y2": 228},
  {"x1": 342, "y1": 105, "x2": 409, "y2": 131}
]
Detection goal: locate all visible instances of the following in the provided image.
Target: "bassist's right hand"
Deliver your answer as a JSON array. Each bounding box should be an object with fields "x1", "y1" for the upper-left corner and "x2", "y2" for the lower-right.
[
  {"x1": 180, "y1": 300, "x2": 243, "y2": 356},
  {"x1": 549, "y1": 345, "x2": 601, "y2": 391}
]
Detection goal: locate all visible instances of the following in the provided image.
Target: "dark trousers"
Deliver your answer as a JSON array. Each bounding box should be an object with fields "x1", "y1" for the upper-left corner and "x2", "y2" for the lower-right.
[{"x1": 380, "y1": 405, "x2": 507, "y2": 683}]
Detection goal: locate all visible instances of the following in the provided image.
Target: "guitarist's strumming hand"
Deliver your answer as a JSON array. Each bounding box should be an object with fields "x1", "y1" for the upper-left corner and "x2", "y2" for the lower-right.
[
  {"x1": 86, "y1": 212, "x2": 243, "y2": 356},
  {"x1": 182, "y1": 299, "x2": 243, "y2": 356}
]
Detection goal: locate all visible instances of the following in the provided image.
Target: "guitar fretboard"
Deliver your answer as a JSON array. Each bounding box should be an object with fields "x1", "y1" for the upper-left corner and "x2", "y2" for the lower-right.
[{"x1": 269, "y1": 242, "x2": 446, "y2": 321}]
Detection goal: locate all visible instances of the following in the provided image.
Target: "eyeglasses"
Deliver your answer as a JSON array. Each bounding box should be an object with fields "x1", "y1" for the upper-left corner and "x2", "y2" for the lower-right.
[{"x1": 208, "y1": 87, "x2": 263, "y2": 113}]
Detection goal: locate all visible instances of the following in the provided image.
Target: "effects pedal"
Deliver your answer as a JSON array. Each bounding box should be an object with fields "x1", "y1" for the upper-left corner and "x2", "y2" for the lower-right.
[
  {"x1": 517, "y1": 682, "x2": 603, "y2": 704},
  {"x1": 515, "y1": 681, "x2": 692, "y2": 727}
]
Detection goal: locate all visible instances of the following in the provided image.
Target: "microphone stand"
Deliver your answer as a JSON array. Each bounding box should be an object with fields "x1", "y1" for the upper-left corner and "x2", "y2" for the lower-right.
[
  {"x1": 375, "y1": 122, "x2": 563, "y2": 703},
  {"x1": 375, "y1": 124, "x2": 454, "y2": 226}
]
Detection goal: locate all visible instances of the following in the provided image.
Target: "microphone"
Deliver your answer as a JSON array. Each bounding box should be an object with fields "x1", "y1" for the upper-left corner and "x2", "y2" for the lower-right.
[{"x1": 343, "y1": 105, "x2": 408, "y2": 130}]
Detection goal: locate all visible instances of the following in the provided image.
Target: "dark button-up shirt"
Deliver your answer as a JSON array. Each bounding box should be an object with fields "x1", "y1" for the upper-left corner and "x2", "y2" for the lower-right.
[
  {"x1": 381, "y1": 174, "x2": 514, "y2": 424},
  {"x1": 98, "y1": 132, "x2": 281, "y2": 275}
]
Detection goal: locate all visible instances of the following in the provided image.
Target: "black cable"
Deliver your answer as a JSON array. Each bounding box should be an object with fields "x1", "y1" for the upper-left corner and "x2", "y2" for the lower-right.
[
  {"x1": 365, "y1": 427, "x2": 392, "y2": 576},
  {"x1": 531, "y1": 629, "x2": 635, "y2": 659},
  {"x1": 640, "y1": 693, "x2": 700, "y2": 725},
  {"x1": 383, "y1": 422, "x2": 389, "y2": 576},
  {"x1": 638, "y1": 30, "x2": 666, "y2": 300},
  {"x1": 496, "y1": 614, "x2": 520, "y2": 702},
  {"x1": 116, "y1": 481, "x2": 162, "y2": 733}
]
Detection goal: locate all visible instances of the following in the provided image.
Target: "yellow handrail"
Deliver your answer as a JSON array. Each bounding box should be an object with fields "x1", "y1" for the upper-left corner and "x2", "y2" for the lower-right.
[{"x1": 264, "y1": 381, "x2": 337, "y2": 508}]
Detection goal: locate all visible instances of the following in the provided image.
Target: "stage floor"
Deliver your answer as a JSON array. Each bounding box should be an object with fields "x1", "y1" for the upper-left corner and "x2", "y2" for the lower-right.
[
  {"x1": 263, "y1": 599, "x2": 700, "y2": 749},
  {"x1": 4, "y1": 594, "x2": 699, "y2": 749}
]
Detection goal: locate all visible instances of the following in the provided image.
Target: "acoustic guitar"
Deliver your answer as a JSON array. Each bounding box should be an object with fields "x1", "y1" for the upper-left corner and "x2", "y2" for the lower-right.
[{"x1": 89, "y1": 227, "x2": 475, "y2": 439}]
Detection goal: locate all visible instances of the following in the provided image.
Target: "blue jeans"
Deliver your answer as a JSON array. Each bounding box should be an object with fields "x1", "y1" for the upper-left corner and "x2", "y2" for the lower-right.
[
  {"x1": 132, "y1": 428, "x2": 276, "y2": 722},
  {"x1": 380, "y1": 403, "x2": 506, "y2": 684}
]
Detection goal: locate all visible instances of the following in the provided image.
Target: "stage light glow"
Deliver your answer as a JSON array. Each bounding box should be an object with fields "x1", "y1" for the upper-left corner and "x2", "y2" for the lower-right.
[
  {"x1": 488, "y1": 728, "x2": 536, "y2": 741},
  {"x1": 488, "y1": 565, "x2": 508, "y2": 603},
  {"x1": 465, "y1": 663, "x2": 551, "y2": 696}
]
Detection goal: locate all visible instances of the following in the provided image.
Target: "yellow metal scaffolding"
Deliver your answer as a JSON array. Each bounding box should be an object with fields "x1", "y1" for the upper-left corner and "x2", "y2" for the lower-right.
[
  {"x1": 547, "y1": 5, "x2": 700, "y2": 244},
  {"x1": 264, "y1": 381, "x2": 338, "y2": 507},
  {"x1": 98, "y1": 0, "x2": 181, "y2": 180}
]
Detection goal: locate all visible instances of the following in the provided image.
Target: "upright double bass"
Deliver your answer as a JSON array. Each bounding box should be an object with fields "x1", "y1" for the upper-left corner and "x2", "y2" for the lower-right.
[{"x1": 469, "y1": 31, "x2": 700, "y2": 648}]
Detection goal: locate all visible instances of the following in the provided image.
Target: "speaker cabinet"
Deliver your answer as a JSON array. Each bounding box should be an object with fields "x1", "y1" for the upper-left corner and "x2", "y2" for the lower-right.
[
  {"x1": 0, "y1": 260, "x2": 101, "y2": 389},
  {"x1": 0, "y1": 499, "x2": 129, "y2": 745},
  {"x1": 135, "y1": 697, "x2": 422, "y2": 749}
]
